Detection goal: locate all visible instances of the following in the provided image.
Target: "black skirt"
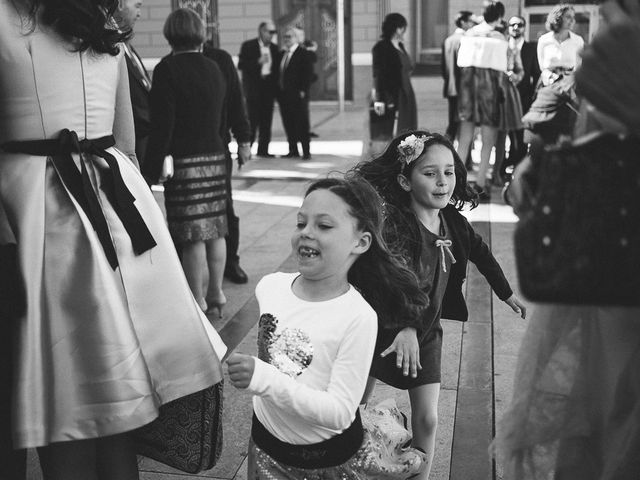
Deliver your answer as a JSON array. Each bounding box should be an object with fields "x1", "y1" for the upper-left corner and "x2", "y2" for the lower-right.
[{"x1": 370, "y1": 320, "x2": 443, "y2": 390}]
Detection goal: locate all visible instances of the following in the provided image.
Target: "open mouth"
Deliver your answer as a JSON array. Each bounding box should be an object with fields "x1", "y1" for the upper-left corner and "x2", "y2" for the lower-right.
[{"x1": 298, "y1": 246, "x2": 320, "y2": 258}]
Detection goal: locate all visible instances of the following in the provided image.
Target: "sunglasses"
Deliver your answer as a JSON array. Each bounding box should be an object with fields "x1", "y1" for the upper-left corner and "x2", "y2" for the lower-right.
[
  {"x1": 268, "y1": 30, "x2": 277, "y2": 34},
  {"x1": 509, "y1": 22, "x2": 525, "y2": 27}
]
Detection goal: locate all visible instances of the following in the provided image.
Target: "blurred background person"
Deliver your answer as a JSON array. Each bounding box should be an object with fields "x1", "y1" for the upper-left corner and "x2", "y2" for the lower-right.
[
  {"x1": 203, "y1": 38, "x2": 252, "y2": 285},
  {"x1": 495, "y1": 1, "x2": 640, "y2": 478},
  {"x1": 496, "y1": 15, "x2": 540, "y2": 181},
  {"x1": 238, "y1": 21, "x2": 279, "y2": 158},
  {"x1": 371, "y1": 13, "x2": 417, "y2": 140},
  {"x1": 537, "y1": 4, "x2": 584, "y2": 87},
  {"x1": 455, "y1": 1, "x2": 507, "y2": 198},
  {"x1": 114, "y1": 0, "x2": 150, "y2": 169},
  {"x1": 442, "y1": 11, "x2": 477, "y2": 143},
  {"x1": 143, "y1": 9, "x2": 228, "y2": 317},
  {"x1": 492, "y1": 18, "x2": 524, "y2": 186},
  {"x1": 276, "y1": 26, "x2": 315, "y2": 160}
]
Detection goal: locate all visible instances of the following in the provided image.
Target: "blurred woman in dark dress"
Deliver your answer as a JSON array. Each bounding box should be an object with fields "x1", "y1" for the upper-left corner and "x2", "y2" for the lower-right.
[
  {"x1": 143, "y1": 9, "x2": 228, "y2": 317},
  {"x1": 371, "y1": 13, "x2": 418, "y2": 139}
]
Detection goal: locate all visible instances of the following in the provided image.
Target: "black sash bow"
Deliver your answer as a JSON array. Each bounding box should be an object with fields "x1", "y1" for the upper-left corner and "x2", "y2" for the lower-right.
[{"x1": 2, "y1": 129, "x2": 157, "y2": 269}]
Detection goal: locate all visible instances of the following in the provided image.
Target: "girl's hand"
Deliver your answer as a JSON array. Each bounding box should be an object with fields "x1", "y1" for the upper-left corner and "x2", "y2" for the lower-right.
[
  {"x1": 505, "y1": 294, "x2": 527, "y2": 319},
  {"x1": 226, "y1": 353, "x2": 255, "y2": 389},
  {"x1": 380, "y1": 327, "x2": 422, "y2": 378}
]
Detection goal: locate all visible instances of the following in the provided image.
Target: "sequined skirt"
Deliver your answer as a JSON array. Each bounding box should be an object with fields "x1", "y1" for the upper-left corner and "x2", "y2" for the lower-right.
[
  {"x1": 247, "y1": 401, "x2": 426, "y2": 479},
  {"x1": 164, "y1": 152, "x2": 228, "y2": 243}
]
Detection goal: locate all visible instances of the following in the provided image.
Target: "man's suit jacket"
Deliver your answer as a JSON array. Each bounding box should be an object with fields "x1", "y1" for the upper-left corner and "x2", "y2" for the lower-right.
[
  {"x1": 237, "y1": 38, "x2": 279, "y2": 91},
  {"x1": 441, "y1": 29, "x2": 464, "y2": 98},
  {"x1": 275, "y1": 47, "x2": 315, "y2": 98},
  {"x1": 517, "y1": 41, "x2": 541, "y2": 114},
  {"x1": 203, "y1": 43, "x2": 251, "y2": 146},
  {"x1": 123, "y1": 43, "x2": 151, "y2": 163}
]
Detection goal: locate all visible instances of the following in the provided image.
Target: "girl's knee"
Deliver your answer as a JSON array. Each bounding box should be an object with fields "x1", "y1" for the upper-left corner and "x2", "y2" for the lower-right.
[{"x1": 414, "y1": 410, "x2": 438, "y2": 434}]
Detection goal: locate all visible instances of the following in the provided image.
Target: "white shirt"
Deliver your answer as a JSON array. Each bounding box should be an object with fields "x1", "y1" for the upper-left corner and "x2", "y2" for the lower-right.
[
  {"x1": 457, "y1": 23, "x2": 508, "y2": 72},
  {"x1": 509, "y1": 36, "x2": 525, "y2": 53},
  {"x1": 248, "y1": 272, "x2": 378, "y2": 444},
  {"x1": 258, "y1": 38, "x2": 272, "y2": 77},
  {"x1": 537, "y1": 30, "x2": 584, "y2": 84}
]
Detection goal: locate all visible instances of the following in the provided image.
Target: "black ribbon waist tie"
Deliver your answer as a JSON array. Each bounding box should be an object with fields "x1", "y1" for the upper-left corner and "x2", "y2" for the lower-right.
[
  {"x1": 251, "y1": 410, "x2": 364, "y2": 469},
  {"x1": 1, "y1": 129, "x2": 156, "y2": 269}
]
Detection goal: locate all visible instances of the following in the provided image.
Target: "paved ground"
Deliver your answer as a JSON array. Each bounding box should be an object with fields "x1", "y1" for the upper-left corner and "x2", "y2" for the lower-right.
[{"x1": 25, "y1": 77, "x2": 530, "y2": 479}]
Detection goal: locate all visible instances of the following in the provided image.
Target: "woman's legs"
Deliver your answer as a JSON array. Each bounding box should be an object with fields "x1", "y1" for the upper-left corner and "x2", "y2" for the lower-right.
[
  {"x1": 409, "y1": 383, "x2": 441, "y2": 480},
  {"x1": 476, "y1": 125, "x2": 499, "y2": 190},
  {"x1": 205, "y1": 237, "x2": 227, "y2": 317},
  {"x1": 456, "y1": 121, "x2": 476, "y2": 169},
  {"x1": 181, "y1": 240, "x2": 207, "y2": 310},
  {"x1": 492, "y1": 130, "x2": 507, "y2": 185},
  {"x1": 38, "y1": 434, "x2": 138, "y2": 480}
]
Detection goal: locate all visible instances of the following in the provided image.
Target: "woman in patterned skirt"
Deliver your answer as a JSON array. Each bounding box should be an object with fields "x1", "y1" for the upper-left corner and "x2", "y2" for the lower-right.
[{"x1": 144, "y1": 8, "x2": 228, "y2": 316}]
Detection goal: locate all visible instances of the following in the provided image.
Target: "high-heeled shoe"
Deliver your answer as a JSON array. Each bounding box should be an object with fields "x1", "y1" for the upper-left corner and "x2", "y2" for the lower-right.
[{"x1": 205, "y1": 292, "x2": 227, "y2": 319}]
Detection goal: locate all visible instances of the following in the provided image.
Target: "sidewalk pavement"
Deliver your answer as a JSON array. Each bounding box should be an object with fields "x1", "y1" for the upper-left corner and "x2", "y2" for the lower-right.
[{"x1": 25, "y1": 77, "x2": 530, "y2": 480}]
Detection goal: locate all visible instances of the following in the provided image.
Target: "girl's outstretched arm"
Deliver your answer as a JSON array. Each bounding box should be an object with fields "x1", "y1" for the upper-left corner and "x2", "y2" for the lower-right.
[{"x1": 504, "y1": 294, "x2": 527, "y2": 319}]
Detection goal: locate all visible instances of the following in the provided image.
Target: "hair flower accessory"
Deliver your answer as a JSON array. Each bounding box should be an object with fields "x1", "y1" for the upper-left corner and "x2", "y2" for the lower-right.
[{"x1": 397, "y1": 134, "x2": 428, "y2": 167}]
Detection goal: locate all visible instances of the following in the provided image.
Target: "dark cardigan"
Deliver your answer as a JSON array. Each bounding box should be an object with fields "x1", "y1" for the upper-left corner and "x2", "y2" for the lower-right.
[
  {"x1": 385, "y1": 204, "x2": 513, "y2": 327},
  {"x1": 440, "y1": 204, "x2": 513, "y2": 321}
]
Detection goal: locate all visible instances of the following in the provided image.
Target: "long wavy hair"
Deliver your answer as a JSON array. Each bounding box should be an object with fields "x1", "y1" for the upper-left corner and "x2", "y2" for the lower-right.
[
  {"x1": 304, "y1": 177, "x2": 429, "y2": 330},
  {"x1": 20, "y1": 0, "x2": 131, "y2": 55},
  {"x1": 352, "y1": 131, "x2": 477, "y2": 270}
]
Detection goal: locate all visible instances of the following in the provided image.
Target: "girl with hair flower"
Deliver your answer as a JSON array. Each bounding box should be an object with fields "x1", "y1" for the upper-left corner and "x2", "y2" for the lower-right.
[{"x1": 353, "y1": 131, "x2": 526, "y2": 479}]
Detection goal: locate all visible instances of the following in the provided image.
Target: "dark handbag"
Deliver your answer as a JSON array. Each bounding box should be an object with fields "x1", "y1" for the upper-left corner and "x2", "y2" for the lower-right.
[
  {"x1": 369, "y1": 101, "x2": 397, "y2": 141},
  {"x1": 133, "y1": 381, "x2": 224, "y2": 474},
  {"x1": 514, "y1": 132, "x2": 640, "y2": 305}
]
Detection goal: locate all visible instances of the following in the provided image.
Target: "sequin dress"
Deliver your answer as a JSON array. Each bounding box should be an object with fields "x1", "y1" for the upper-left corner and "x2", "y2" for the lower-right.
[{"x1": 0, "y1": 2, "x2": 225, "y2": 448}]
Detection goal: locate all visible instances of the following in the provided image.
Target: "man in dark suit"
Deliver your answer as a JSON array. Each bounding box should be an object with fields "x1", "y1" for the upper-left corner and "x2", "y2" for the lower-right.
[
  {"x1": 238, "y1": 21, "x2": 279, "y2": 158},
  {"x1": 114, "y1": 0, "x2": 150, "y2": 169},
  {"x1": 203, "y1": 41, "x2": 252, "y2": 284},
  {"x1": 502, "y1": 15, "x2": 542, "y2": 176},
  {"x1": 276, "y1": 27, "x2": 315, "y2": 160}
]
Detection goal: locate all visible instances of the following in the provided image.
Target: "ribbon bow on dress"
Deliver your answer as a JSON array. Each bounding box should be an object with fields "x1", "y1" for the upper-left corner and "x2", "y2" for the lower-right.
[{"x1": 434, "y1": 239, "x2": 456, "y2": 273}]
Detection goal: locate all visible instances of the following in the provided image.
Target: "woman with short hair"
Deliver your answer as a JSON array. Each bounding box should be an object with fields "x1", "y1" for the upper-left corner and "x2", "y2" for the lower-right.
[
  {"x1": 143, "y1": 8, "x2": 229, "y2": 316},
  {"x1": 537, "y1": 4, "x2": 585, "y2": 86}
]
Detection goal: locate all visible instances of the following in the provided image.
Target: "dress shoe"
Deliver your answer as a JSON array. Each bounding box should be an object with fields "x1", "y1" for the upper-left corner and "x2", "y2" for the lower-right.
[
  {"x1": 224, "y1": 262, "x2": 248, "y2": 284},
  {"x1": 302, "y1": 153, "x2": 311, "y2": 160},
  {"x1": 256, "y1": 152, "x2": 275, "y2": 158},
  {"x1": 281, "y1": 152, "x2": 300, "y2": 159},
  {"x1": 205, "y1": 291, "x2": 227, "y2": 319}
]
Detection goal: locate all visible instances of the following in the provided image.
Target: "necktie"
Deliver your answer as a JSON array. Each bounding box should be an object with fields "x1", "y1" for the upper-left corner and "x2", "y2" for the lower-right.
[{"x1": 279, "y1": 50, "x2": 290, "y2": 89}]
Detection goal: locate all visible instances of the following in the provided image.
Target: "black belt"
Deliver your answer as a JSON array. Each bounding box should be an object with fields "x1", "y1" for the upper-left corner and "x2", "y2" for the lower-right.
[
  {"x1": 1, "y1": 129, "x2": 156, "y2": 269},
  {"x1": 251, "y1": 410, "x2": 363, "y2": 469}
]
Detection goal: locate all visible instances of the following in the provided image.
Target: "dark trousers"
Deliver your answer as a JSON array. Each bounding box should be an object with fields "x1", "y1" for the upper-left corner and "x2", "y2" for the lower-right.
[
  {"x1": 505, "y1": 129, "x2": 527, "y2": 169},
  {"x1": 224, "y1": 151, "x2": 240, "y2": 264},
  {"x1": 279, "y1": 92, "x2": 310, "y2": 156},
  {"x1": 0, "y1": 245, "x2": 26, "y2": 480},
  {"x1": 445, "y1": 96, "x2": 459, "y2": 140},
  {"x1": 245, "y1": 78, "x2": 275, "y2": 154}
]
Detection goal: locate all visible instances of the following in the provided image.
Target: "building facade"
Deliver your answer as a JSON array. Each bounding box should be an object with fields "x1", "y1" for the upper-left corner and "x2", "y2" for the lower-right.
[{"x1": 133, "y1": 0, "x2": 600, "y2": 102}]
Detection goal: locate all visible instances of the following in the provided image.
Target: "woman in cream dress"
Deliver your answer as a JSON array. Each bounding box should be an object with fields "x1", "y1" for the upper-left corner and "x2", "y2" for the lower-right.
[{"x1": 0, "y1": 0, "x2": 225, "y2": 477}]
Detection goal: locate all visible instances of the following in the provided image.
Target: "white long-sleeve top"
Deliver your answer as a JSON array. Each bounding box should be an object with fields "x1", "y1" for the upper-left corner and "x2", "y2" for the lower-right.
[{"x1": 247, "y1": 272, "x2": 377, "y2": 444}]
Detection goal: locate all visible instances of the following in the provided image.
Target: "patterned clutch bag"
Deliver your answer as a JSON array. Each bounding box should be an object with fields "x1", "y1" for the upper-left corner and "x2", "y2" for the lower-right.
[{"x1": 133, "y1": 381, "x2": 224, "y2": 474}]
